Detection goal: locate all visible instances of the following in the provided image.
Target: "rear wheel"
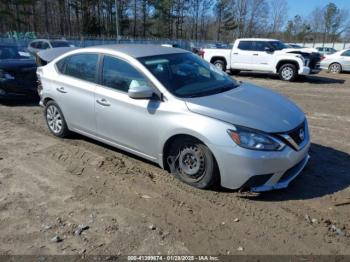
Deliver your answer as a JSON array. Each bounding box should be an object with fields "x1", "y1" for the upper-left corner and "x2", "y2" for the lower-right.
[
  {"x1": 45, "y1": 100, "x2": 70, "y2": 138},
  {"x1": 213, "y1": 60, "x2": 226, "y2": 71},
  {"x1": 166, "y1": 137, "x2": 219, "y2": 189},
  {"x1": 328, "y1": 63, "x2": 342, "y2": 74},
  {"x1": 278, "y1": 63, "x2": 297, "y2": 81}
]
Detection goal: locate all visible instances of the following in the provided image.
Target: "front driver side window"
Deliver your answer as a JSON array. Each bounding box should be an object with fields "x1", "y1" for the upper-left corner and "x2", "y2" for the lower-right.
[
  {"x1": 341, "y1": 50, "x2": 350, "y2": 57},
  {"x1": 101, "y1": 56, "x2": 151, "y2": 92}
]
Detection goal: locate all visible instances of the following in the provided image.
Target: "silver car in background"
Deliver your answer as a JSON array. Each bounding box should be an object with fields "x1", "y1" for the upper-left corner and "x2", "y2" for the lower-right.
[
  {"x1": 320, "y1": 49, "x2": 350, "y2": 74},
  {"x1": 37, "y1": 45, "x2": 310, "y2": 192}
]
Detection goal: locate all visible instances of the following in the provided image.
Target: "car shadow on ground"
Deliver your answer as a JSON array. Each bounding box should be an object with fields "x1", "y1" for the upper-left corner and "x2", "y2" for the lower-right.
[
  {"x1": 239, "y1": 143, "x2": 350, "y2": 201},
  {"x1": 234, "y1": 72, "x2": 345, "y2": 84}
]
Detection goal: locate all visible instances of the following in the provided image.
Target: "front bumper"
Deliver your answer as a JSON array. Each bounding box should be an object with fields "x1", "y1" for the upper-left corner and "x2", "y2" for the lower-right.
[
  {"x1": 211, "y1": 137, "x2": 311, "y2": 191},
  {"x1": 251, "y1": 154, "x2": 310, "y2": 192},
  {"x1": 298, "y1": 66, "x2": 310, "y2": 75}
]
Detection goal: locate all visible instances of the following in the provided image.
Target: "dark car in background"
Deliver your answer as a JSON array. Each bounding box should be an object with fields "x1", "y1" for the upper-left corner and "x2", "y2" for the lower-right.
[{"x1": 0, "y1": 45, "x2": 38, "y2": 99}]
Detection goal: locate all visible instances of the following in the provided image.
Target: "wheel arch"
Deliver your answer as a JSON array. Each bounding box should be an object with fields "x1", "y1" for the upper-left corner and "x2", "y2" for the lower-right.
[
  {"x1": 329, "y1": 62, "x2": 342, "y2": 72},
  {"x1": 210, "y1": 56, "x2": 227, "y2": 65},
  {"x1": 42, "y1": 97, "x2": 54, "y2": 106},
  {"x1": 276, "y1": 60, "x2": 300, "y2": 72},
  {"x1": 161, "y1": 133, "x2": 220, "y2": 177}
]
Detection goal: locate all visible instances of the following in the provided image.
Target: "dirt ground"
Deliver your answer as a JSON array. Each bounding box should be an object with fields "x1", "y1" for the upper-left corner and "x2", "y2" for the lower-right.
[{"x1": 0, "y1": 71, "x2": 349, "y2": 255}]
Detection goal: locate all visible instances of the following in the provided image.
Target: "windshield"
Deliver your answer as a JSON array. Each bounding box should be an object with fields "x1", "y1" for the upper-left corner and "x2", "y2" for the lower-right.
[
  {"x1": 0, "y1": 46, "x2": 23, "y2": 59},
  {"x1": 138, "y1": 53, "x2": 239, "y2": 98},
  {"x1": 268, "y1": 41, "x2": 288, "y2": 50},
  {"x1": 50, "y1": 41, "x2": 71, "y2": 48}
]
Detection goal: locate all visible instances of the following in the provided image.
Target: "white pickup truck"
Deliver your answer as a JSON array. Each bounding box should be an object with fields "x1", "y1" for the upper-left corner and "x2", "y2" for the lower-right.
[{"x1": 202, "y1": 38, "x2": 321, "y2": 81}]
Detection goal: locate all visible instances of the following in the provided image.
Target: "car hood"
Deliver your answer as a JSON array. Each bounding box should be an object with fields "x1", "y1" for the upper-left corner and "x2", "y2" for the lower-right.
[
  {"x1": 0, "y1": 59, "x2": 36, "y2": 70},
  {"x1": 185, "y1": 82, "x2": 305, "y2": 133}
]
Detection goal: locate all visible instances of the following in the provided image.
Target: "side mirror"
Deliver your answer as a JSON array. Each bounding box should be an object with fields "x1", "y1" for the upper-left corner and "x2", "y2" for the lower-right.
[
  {"x1": 264, "y1": 47, "x2": 274, "y2": 53},
  {"x1": 128, "y1": 85, "x2": 154, "y2": 99}
]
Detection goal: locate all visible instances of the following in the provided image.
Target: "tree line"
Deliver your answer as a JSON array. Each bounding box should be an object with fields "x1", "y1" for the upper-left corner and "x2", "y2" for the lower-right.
[{"x1": 0, "y1": 0, "x2": 349, "y2": 43}]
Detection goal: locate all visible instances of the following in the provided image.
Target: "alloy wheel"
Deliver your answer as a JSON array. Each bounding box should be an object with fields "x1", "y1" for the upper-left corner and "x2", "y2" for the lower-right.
[
  {"x1": 46, "y1": 105, "x2": 63, "y2": 134},
  {"x1": 281, "y1": 66, "x2": 294, "y2": 81}
]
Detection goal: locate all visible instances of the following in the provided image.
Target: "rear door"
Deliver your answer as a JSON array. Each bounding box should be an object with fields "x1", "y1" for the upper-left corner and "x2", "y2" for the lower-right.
[
  {"x1": 53, "y1": 53, "x2": 99, "y2": 134},
  {"x1": 231, "y1": 41, "x2": 254, "y2": 69}
]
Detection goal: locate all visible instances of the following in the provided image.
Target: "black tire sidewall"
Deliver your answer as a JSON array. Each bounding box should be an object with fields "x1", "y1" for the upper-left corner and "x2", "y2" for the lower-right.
[
  {"x1": 45, "y1": 101, "x2": 69, "y2": 138},
  {"x1": 213, "y1": 60, "x2": 226, "y2": 71},
  {"x1": 169, "y1": 138, "x2": 218, "y2": 189},
  {"x1": 279, "y1": 64, "x2": 297, "y2": 81}
]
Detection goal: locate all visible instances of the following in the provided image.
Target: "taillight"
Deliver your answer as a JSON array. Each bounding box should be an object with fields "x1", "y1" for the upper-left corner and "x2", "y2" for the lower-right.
[{"x1": 198, "y1": 49, "x2": 205, "y2": 58}]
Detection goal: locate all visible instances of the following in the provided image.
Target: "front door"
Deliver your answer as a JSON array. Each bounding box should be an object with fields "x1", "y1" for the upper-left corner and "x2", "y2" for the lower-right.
[{"x1": 94, "y1": 55, "x2": 159, "y2": 160}]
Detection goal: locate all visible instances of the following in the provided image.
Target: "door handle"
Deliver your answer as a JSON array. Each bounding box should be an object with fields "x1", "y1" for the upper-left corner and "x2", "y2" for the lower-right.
[
  {"x1": 96, "y1": 98, "x2": 110, "y2": 107},
  {"x1": 253, "y1": 54, "x2": 259, "y2": 56},
  {"x1": 233, "y1": 53, "x2": 239, "y2": 55},
  {"x1": 56, "y1": 87, "x2": 67, "y2": 93}
]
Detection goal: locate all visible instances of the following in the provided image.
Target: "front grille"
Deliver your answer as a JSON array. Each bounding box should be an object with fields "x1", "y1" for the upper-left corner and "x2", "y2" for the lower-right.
[
  {"x1": 288, "y1": 122, "x2": 305, "y2": 145},
  {"x1": 275, "y1": 121, "x2": 307, "y2": 151}
]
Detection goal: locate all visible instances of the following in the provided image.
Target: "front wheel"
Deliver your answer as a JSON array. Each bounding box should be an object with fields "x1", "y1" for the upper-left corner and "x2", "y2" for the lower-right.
[
  {"x1": 167, "y1": 138, "x2": 219, "y2": 189},
  {"x1": 45, "y1": 100, "x2": 70, "y2": 138},
  {"x1": 278, "y1": 64, "x2": 297, "y2": 81}
]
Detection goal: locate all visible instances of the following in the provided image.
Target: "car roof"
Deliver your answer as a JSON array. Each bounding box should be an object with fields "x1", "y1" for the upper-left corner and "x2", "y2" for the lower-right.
[{"x1": 85, "y1": 44, "x2": 189, "y2": 58}]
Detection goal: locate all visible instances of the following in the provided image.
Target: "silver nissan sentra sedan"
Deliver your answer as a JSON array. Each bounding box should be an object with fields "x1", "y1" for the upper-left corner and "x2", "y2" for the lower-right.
[{"x1": 37, "y1": 44, "x2": 310, "y2": 192}]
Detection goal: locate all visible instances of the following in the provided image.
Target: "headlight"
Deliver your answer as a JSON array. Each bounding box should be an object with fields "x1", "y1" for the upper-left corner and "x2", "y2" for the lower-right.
[
  {"x1": 227, "y1": 126, "x2": 285, "y2": 151},
  {"x1": 0, "y1": 69, "x2": 15, "y2": 80}
]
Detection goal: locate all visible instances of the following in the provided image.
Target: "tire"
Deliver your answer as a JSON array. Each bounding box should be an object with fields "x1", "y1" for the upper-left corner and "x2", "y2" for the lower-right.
[
  {"x1": 44, "y1": 100, "x2": 70, "y2": 138},
  {"x1": 213, "y1": 60, "x2": 226, "y2": 71},
  {"x1": 166, "y1": 137, "x2": 219, "y2": 189},
  {"x1": 328, "y1": 63, "x2": 342, "y2": 74},
  {"x1": 230, "y1": 69, "x2": 241, "y2": 75},
  {"x1": 278, "y1": 63, "x2": 297, "y2": 81}
]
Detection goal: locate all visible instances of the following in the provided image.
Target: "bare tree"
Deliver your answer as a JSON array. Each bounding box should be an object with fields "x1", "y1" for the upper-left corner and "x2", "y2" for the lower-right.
[{"x1": 269, "y1": 0, "x2": 287, "y2": 35}]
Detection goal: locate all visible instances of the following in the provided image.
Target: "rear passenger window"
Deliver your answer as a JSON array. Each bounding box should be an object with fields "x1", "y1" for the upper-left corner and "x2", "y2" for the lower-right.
[
  {"x1": 101, "y1": 56, "x2": 150, "y2": 92},
  {"x1": 56, "y1": 58, "x2": 66, "y2": 73},
  {"x1": 238, "y1": 41, "x2": 253, "y2": 51},
  {"x1": 63, "y1": 53, "x2": 98, "y2": 82}
]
